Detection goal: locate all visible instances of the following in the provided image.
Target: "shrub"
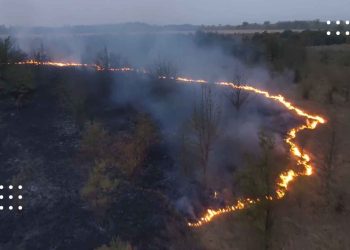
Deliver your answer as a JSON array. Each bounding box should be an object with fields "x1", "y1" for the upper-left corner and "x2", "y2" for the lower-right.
[
  {"x1": 95, "y1": 237, "x2": 133, "y2": 250},
  {"x1": 81, "y1": 161, "x2": 120, "y2": 213},
  {"x1": 79, "y1": 121, "x2": 110, "y2": 163}
]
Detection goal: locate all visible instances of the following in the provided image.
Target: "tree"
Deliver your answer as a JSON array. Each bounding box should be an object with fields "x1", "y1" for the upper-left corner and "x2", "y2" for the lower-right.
[
  {"x1": 95, "y1": 46, "x2": 126, "y2": 70},
  {"x1": 58, "y1": 78, "x2": 89, "y2": 127},
  {"x1": 150, "y1": 57, "x2": 178, "y2": 79},
  {"x1": 300, "y1": 78, "x2": 314, "y2": 100},
  {"x1": 113, "y1": 114, "x2": 159, "y2": 176},
  {"x1": 191, "y1": 85, "x2": 220, "y2": 182},
  {"x1": 258, "y1": 129, "x2": 275, "y2": 250},
  {"x1": 81, "y1": 160, "x2": 120, "y2": 213},
  {"x1": 148, "y1": 57, "x2": 179, "y2": 97},
  {"x1": 326, "y1": 85, "x2": 338, "y2": 104},
  {"x1": 1, "y1": 65, "x2": 35, "y2": 109},
  {"x1": 32, "y1": 42, "x2": 49, "y2": 63},
  {"x1": 178, "y1": 124, "x2": 193, "y2": 179},
  {"x1": 0, "y1": 36, "x2": 25, "y2": 66},
  {"x1": 236, "y1": 129, "x2": 279, "y2": 250},
  {"x1": 227, "y1": 69, "x2": 249, "y2": 111},
  {"x1": 0, "y1": 37, "x2": 26, "y2": 80},
  {"x1": 319, "y1": 115, "x2": 341, "y2": 200},
  {"x1": 95, "y1": 46, "x2": 110, "y2": 70},
  {"x1": 79, "y1": 121, "x2": 110, "y2": 165}
]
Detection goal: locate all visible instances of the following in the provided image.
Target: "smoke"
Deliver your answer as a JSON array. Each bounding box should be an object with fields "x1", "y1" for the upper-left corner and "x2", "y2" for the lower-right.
[{"x1": 13, "y1": 31, "x2": 297, "y2": 213}]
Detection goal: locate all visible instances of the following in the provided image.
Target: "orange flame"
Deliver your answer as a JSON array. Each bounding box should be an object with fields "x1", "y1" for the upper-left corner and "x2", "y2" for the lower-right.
[
  {"x1": 15, "y1": 60, "x2": 134, "y2": 72},
  {"x1": 15, "y1": 60, "x2": 326, "y2": 227},
  {"x1": 185, "y1": 82, "x2": 325, "y2": 227}
]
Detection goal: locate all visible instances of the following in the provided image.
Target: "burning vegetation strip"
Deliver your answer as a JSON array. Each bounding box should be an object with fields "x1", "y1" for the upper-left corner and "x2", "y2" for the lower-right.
[{"x1": 13, "y1": 60, "x2": 326, "y2": 228}]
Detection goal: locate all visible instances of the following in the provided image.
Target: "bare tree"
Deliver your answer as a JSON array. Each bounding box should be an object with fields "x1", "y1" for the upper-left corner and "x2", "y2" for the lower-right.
[
  {"x1": 95, "y1": 46, "x2": 110, "y2": 70},
  {"x1": 235, "y1": 129, "x2": 277, "y2": 250},
  {"x1": 300, "y1": 79, "x2": 314, "y2": 100},
  {"x1": 148, "y1": 57, "x2": 178, "y2": 97},
  {"x1": 319, "y1": 115, "x2": 341, "y2": 198},
  {"x1": 191, "y1": 85, "x2": 220, "y2": 182},
  {"x1": 326, "y1": 85, "x2": 338, "y2": 105},
  {"x1": 0, "y1": 36, "x2": 26, "y2": 75},
  {"x1": 149, "y1": 57, "x2": 178, "y2": 79},
  {"x1": 227, "y1": 68, "x2": 249, "y2": 111},
  {"x1": 178, "y1": 124, "x2": 193, "y2": 179},
  {"x1": 341, "y1": 85, "x2": 349, "y2": 103},
  {"x1": 32, "y1": 42, "x2": 49, "y2": 63},
  {"x1": 258, "y1": 129, "x2": 275, "y2": 250}
]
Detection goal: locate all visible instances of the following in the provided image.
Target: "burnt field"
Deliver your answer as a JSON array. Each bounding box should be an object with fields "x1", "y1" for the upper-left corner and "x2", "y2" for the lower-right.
[{"x1": 0, "y1": 31, "x2": 350, "y2": 250}]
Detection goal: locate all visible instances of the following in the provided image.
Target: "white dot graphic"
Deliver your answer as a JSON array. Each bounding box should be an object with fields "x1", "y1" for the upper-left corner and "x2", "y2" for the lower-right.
[
  {"x1": 336, "y1": 31, "x2": 341, "y2": 36},
  {"x1": 18, "y1": 206, "x2": 23, "y2": 210},
  {"x1": 336, "y1": 20, "x2": 341, "y2": 25},
  {"x1": 9, "y1": 195, "x2": 13, "y2": 200},
  {"x1": 18, "y1": 185, "x2": 22, "y2": 190},
  {"x1": 9, "y1": 185, "x2": 13, "y2": 190},
  {"x1": 327, "y1": 20, "x2": 331, "y2": 25},
  {"x1": 346, "y1": 31, "x2": 350, "y2": 36},
  {"x1": 0, "y1": 195, "x2": 3, "y2": 199},
  {"x1": 327, "y1": 31, "x2": 331, "y2": 36},
  {"x1": 0, "y1": 206, "x2": 3, "y2": 210},
  {"x1": 18, "y1": 195, "x2": 22, "y2": 199},
  {"x1": 9, "y1": 206, "x2": 13, "y2": 210},
  {"x1": 346, "y1": 20, "x2": 350, "y2": 25},
  {"x1": 0, "y1": 185, "x2": 3, "y2": 189}
]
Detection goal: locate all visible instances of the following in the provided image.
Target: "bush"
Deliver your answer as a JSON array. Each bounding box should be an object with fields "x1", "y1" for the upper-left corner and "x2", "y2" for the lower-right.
[
  {"x1": 95, "y1": 237, "x2": 132, "y2": 250},
  {"x1": 112, "y1": 114, "x2": 159, "y2": 176},
  {"x1": 57, "y1": 78, "x2": 89, "y2": 127},
  {"x1": 79, "y1": 121, "x2": 110, "y2": 163},
  {"x1": 0, "y1": 65, "x2": 35, "y2": 107},
  {"x1": 81, "y1": 161, "x2": 120, "y2": 213}
]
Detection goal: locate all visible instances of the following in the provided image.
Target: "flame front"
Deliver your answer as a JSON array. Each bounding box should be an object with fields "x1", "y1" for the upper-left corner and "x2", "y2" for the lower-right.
[
  {"x1": 15, "y1": 60, "x2": 135, "y2": 72},
  {"x1": 185, "y1": 82, "x2": 325, "y2": 227},
  {"x1": 15, "y1": 61, "x2": 326, "y2": 227}
]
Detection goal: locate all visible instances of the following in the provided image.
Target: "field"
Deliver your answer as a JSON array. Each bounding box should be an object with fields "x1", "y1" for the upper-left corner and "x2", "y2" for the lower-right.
[{"x1": 0, "y1": 31, "x2": 349, "y2": 250}]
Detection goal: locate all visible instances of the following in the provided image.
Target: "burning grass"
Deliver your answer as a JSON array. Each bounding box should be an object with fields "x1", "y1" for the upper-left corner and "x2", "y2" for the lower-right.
[{"x1": 14, "y1": 60, "x2": 327, "y2": 228}]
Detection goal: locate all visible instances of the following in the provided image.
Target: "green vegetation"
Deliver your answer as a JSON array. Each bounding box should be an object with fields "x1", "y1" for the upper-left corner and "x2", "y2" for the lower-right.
[
  {"x1": 78, "y1": 115, "x2": 159, "y2": 214},
  {"x1": 81, "y1": 160, "x2": 120, "y2": 213},
  {"x1": 95, "y1": 237, "x2": 133, "y2": 250},
  {"x1": 1, "y1": 29, "x2": 350, "y2": 249},
  {"x1": 0, "y1": 37, "x2": 34, "y2": 108}
]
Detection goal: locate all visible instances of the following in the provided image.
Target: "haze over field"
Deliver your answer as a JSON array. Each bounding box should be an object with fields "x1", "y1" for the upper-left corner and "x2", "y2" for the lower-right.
[{"x1": 0, "y1": 0, "x2": 349, "y2": 26}]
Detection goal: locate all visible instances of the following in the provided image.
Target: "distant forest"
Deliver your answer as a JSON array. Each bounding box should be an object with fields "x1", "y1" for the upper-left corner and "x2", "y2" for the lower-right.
[{"x1": 0, "y1": 20, "x2": 343, "y2": 35}]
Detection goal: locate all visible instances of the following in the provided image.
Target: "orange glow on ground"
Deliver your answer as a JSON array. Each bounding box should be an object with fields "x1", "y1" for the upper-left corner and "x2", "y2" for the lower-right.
[{"x1": 15, "y1": 61, "x2": 326, "y2": 227}]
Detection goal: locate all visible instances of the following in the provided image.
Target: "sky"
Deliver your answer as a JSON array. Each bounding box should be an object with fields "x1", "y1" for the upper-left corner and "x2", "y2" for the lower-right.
[{"x1": 0, "y1": 0, "x2": 349, "y2": 26}]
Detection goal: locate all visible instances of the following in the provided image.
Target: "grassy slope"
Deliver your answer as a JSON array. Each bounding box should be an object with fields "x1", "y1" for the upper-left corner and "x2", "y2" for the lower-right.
[{"x1": 193, "y1": 45, "x2": 350, "y2": 250}]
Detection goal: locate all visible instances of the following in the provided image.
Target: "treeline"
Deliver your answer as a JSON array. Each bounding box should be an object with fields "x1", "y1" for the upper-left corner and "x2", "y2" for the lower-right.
[
  {"x1": 195, "y1": 30, "x2": 349, "y2": 79},
  {"x1": 0, "y1": 20, "x2": 341, "y2": 36},
  {"x1": 203, "y1": 20, "x2": 328, "y2": 30},
  {"x1": 0, "y1": 22, "x2": 200, "y2": 35}
]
